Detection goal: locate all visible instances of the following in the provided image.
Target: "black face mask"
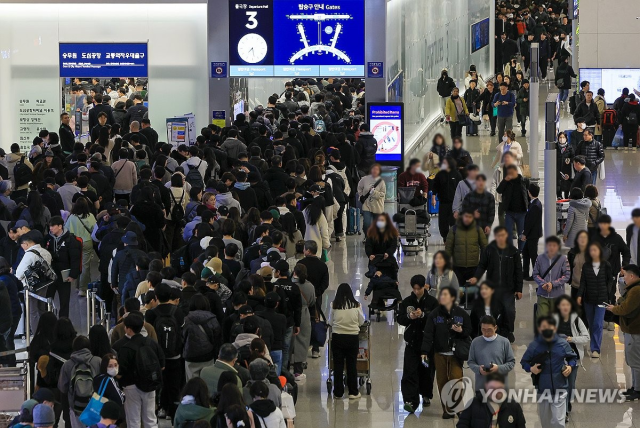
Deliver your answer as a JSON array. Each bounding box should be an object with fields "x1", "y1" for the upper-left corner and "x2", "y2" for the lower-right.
[
  {"x1": 541, "y1": 329, "x2": 554, "y2": 339},
  {"x1": 451, "y1": 95, "x2": 459, "y2": 99}
]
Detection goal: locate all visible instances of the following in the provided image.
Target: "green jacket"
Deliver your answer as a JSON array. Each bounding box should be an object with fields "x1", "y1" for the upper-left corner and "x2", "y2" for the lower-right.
[
  {"x1": 173, "y1": 403, "x2": 216, "y2": 428},
  {"x1": 445, "y1": 219, "x2": 488, "y2": 268},
  {"x1": 200, "y1": 360, "x2": 243, "y2": 398},
  {"x1": 517, "y1": 86, "x2": 530, "y2": 116}
]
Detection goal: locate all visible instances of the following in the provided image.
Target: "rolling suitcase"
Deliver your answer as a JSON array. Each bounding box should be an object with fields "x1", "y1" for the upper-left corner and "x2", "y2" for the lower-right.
[
  {"x1": 427, "y1": 191, "x2": 439, "y2": 215},
  {"x1": 346, "y1": 206, "x2": 361, "y2": 235}
]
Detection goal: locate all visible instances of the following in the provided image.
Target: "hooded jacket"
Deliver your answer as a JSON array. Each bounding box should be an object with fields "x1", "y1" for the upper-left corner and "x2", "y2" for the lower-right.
[
  {"x1": 3, "y1": 152, "x2": 33, "y2": 191},
  {"x1": 474, "y1": 241, "x2": 524, "y2": 294},
  {"x1": 397, "y1": 291, "x2": 438, "y2": 348},
  {"x1": 563, "y1": 198, "x2": 591, "y2": 248},
  {"x1": 44, "y1": 229, "x2": 83, "y2": 279},
  {"x1": 215, "y1": 191, "x2": 242, "y2": 213},
  {"x1": 611, "y1": 280, "x2": 640, "y2": 334},
  {"x1": 355, "y1": 132, "x2": 377, "y2": 172},
  {"x1": 521, "y1": 335, "x2": 577, "y2": 393},
  {"x1": 220, "y1": 138, "x2": 247, "y2": 161},
  {"x1": 57, "y1": 348, "x2": 102, "y2": 406},
  {"x1": 183, "y1": 310, "x2": 222, "y2": 362},
  {"x1": 591, "y1": 228, "x2": 631, "y2": 275},
  {"x1": 249, "y1": 399, "x2": 286, "y2": 428},
  {"x1": 437, "y1": 71, "x2": 456, "y2": 97},
  {"x1": 173, "y1": 400, "x2": 216, "y2": 428},
  {"x1": 445, "y1": 219, "x2": 488, "y2": 268}
]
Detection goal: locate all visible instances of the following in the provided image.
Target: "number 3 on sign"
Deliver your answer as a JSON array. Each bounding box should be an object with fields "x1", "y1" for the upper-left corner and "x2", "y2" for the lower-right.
[{"x1": 246, "y1": 11, "x2": 258, "y2": 29}]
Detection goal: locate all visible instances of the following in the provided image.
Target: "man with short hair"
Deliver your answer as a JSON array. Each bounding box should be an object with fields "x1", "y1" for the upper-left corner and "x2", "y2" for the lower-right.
[
  {"x1": 521, "y1": 316, "x2": 577, "y2": 428},
  {"x1": 297, "y1": 240, "x2": 329, "y2": 357},
  {"x1": 113, "y1": 312, "x2": 165, "y2": 428},
  {"x1": 533, "y1": 237, "x2": 570, "y2": 317},
  {"x1": 461, "y1": 173, "x2": 495, "y2": 236},
  {"x1": 468, "y1": 315, "x2": 515, "y2": 391},
  {"x1": 200, "y1": 343, "x2": 244, "y2": 395},
  {"x1": 272, "y1": 260, "x2": 302, "y2": 371},
  {"x1": 457, "y1": 373, "x2": 526, "y2": 427},
  {"x1": 522, "y1": 183, "x2": 543, "y2": 280},
  {"x1": 497, "y1": 164, "x2": 529, "y2": 251},
  {"x1": 15, "y1": 232, "x2": 52, "y2": 331},
  {"x1": 398, "y1": 274, "x2": 438, "y2": 413},
  {"x1": 576, "y1": 130, "x2": 604, "y2": 184},
  {"x1": 626, "y1": 208, "x2": 640, "y2": 266},
  {"x1": 446, "y1": 210, "x2": 488, "y2": 288},
  {"x1": 140, "y1": 118, "x2": 159, "y2": 148},
  {"x1": 573, "y1": 90, "x2": 600, "y2": 133},
  {"x1": 571, "y1": 155, "x2": 592, "y2": 192},
  {"x1": 59, "y1": 112, "x2": 75, "y2": 154},
  {"x1": 264, "y1": 155, "x2": 289, "y2": 198},
  {"x1": 123, "y1": 95, "x2": 148, "y2": 132},
  {"x1": 606, "y1": 264, "x2": 640, "y2": 401},
  {"x1": 493, "y1": 82, "x2": 517, "y2": 143}
]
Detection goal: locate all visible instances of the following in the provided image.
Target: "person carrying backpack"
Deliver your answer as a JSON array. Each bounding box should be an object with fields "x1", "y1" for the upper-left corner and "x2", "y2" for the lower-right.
[
  {"x1": 144, "y1": 283, "x2": 185, "y2": 421},
  {"x1": 57, "y1": 336, "x2": 102, "y2": 428},
  {"x1": 113, "y1": 312, "x2": 165, "y2": 428}
]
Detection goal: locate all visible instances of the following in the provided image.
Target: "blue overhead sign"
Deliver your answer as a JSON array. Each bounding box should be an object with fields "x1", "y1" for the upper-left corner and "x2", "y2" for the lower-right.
[{"x1": 59, "y1": 43, "x2": 148, "y2": 78}]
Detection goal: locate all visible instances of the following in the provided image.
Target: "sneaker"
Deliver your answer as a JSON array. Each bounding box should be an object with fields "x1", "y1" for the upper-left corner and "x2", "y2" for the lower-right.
[
  {"x1": 423, "y1": 398, "x2": 431, "y2": 407},
  {"x1": 566, "y1": 413, "x2": 570, "y2": 422},
  {"x1": 403, "y1": 402, "x2": 416, "y2": 414},
  {"x1": 312, "y1": 350, "x2": 320, "y2": 358},
  {"x1": 294, "y1": 373, "x2": 307, "y2": 382},
  {"x1": 608, "y1": 322, "x2": 615, "y2": 331},
  {"x1": 626, "y1": 391, "x2": 640, "y2": 402},
  {"x1": 591, "y1": 351, "x2": 600, "y2": 358},
  {"x1": 442, "y1": 412, "x2": 455, "y2": 419},
  {"x1": 157, "y1": 409, "x2": 166, "y2": 419},
  {"x1": 333, "y1": 394, "x2": 344, "y2": 400},
  {"x1": 622, "y1": 388, "x2": 635, "y2": 396},
  {"x1": 78, "y1": 290, "x2": 87, "y2": 298},
  {"x1": 336, "y1": 236, "x2": 342, "y2": 242},
  {"x1": 524, "y1": 276, "x2": 534, "y2": 281},
  {"x1": 348, "y1": 393, "x2": 361, "y2": 399}
]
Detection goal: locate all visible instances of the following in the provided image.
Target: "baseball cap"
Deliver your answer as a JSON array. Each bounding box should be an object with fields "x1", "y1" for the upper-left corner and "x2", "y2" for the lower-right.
[
  {"x1": 308, "y1": 184, "x2": 324, "y2": 193},
  {"x1": 266, "y1": 251, "x2": 281, "y2": 266},
  {"x1": 217, "y1": 205, "x2": 229, "y2": 216},
  {"x1": 13, "y1": 220, "x2": 29, "y2": 230},
  {"x1": 264, "y1": 291, "x2": 280, "y2": 305},
  {"x1": 272, "y1": 260, "x2": 289, "y2": 274},
  {"x1": 238, "y1": 305, "x2": 254, "y2": 315}
]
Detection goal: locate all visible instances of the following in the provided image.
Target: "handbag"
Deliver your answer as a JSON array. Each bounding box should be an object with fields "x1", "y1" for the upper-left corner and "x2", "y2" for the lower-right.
[
  {"x1": 493, "y1": 106, "x2": 498, "y2": 116},
  {"x1": 321, "y1": 248, "x2": 329, "y2": 262},
  {"x1": 24, "y1": 250, "x2": 57, "y2": 292},
  {"x1": 281, "y1": 390, "x2": 296, "y2": 420},
  {"x1": 452, "y1": 336, "x2": 472, "y2": 362},
  {"x1": 79, "y1": 377, "x2": 109, "y2": 426},
  {"x1": 312, "y1": 310, "x2": 328, "y2": 347}
]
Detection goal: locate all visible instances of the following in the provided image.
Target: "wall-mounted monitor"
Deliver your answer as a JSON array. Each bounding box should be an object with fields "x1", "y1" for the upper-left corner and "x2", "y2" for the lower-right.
[
  {"x1": 470, "y1": 17, "x2": 490, "y2": 54},
  {"x1": 579, "y1": 68, "x2": 640, "y2": 101},
  {"x1": 368, "y1": 102, "x2": 404, "y2": 165}
]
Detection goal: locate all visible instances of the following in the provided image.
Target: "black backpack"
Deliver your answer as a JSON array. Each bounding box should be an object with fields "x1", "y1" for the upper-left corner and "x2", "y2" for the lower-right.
[
  {"x1": 171, "y1": 244, "x2": 190, "y2": 275},
  {"x1": 14, "y1": 156, "x2": 33, "y2": 187},
  {"x1": 170, "y1": 190, "x2": 185, "y2": 222},
  {"x1": 185, "y1": 161, "x2": 204, "y2": 188},
  {"x1": 154, "y1": 305, "x2": 181, "y2": 358},
  {"x1": 628, "y1": 112, "x2": 639, "y2": 126},
  {"x1": 128, "y1": 337, "x2": 163, "y2": 392},
  {"x1": 363, "y1": 138, "x2": 378, "y2": 159}
]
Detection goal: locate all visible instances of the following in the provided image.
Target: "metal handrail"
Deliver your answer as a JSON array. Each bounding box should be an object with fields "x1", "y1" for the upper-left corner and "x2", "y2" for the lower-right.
[{"x1": 88, "y1": 290, "x2": 110, "y2": 333}]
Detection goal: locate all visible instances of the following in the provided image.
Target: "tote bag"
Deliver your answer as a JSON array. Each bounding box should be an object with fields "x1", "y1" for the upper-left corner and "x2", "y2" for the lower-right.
[{"x1": 79, "y1": 377, "x2": 109, "y2": 426}]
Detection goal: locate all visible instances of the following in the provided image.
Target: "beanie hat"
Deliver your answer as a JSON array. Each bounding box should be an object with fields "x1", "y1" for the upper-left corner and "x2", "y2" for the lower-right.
[{"x1": 33, "y1": 404, "x2": 55, "y2": 427}]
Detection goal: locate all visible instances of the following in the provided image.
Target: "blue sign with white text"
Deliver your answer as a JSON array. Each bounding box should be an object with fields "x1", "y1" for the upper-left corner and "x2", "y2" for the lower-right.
[
  {"x1": 211, "y1": 62, "x2": 228, "y2": 78},
  {"x1": 368, "y1": 62, "x2": 383, "y2": 78},
  {"x1": 59, "y1": 43, "x2": 148, "y2": 78}
]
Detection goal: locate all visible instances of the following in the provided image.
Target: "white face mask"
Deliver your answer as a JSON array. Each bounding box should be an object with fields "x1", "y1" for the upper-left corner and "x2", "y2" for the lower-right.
[
  {"x1": 441, "y1": 162, "x2": 449, "y2": 170},
  {"x1": 483, "y1": 334, "x2": 498, "y2": 342},
  {"x1": 107, "y1": 367, "x2": 118, "y2": 377},
  {"x1": 376, "y1": 221, "x2": 386, "y2": 229},
  {"x1": 559, "y1": 138, "x2": 567, "y2": 144},
  {"x1": 502, "y1": 136, "x2": 508, "y2": 143},
  {"x1": 415, "y1": 167, "x2": 423, "y2": 174}
]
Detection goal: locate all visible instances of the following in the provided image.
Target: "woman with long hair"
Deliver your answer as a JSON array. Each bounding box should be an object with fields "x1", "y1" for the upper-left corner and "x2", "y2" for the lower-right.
[
  {"x1": 88, "y1": 325, "x2": 112, "y2": 358},
  {"x1": 357, "y1": 164, "x2": 386, "y2": 237},
  {"x1": 364, "y1": 213, "x2": 398, "y2": 257},
  {"x1": 568, "y1": 230, "x2": 590, "y2": 301},
  {"x1": 29, "y1": 311, "x2": 57, "y2": 392},
  {"x1": 92, "y1": 353, "x2": 125, "y2": 408},
  {"x1": 469, "y1": 281, "x2": 509, "y2": 338},
  {"x1": 584, "y1": 184, "x2": 601, "y2": 235},
  {"x1": 46, "y1": 317, "x2": 76, "y2": 428},
  {"x1": 243, "y1": 207, "x2": 261, "y2": 242},
  {"x1": 223, "y1": 404, "x2": 253, "y2": 428},
  {"x1": 302, "y1": 190, "x2": 329, "y2": 258},
  {"x1": 215, "y1": 384, "x2": 257, "y2": 428},
  {"x1": 425, "y1": 251, "x2": 460, "y2": 298},
  {"x1": 492, "y1": 129, "x2": 524, "y2": 168},
  {"x1": 247, "y1": 274, "x2": 266, "y2": 298},
  {"x1": 308, "y1": 165, "x2": 335, "y2": 237},
  {"x1": 32, "y1": 151, "x2": 62, "y2": 186},
  {"x1": 130, "y1": 186, "x2": 166, "y2": 255},
  {"x1": 553, "y1": 295, "x2": 589, "y2": 417},
  {"x1": 577, "y1": 241, "x2": 614, "y2": 358},
  {"x1": 174, "y1": 377, "x2": 215, "y2": 428},
  {"x1": 185, "y1": 186, "x2": 203, "y2": 224},
  {"x1": 65, "y1": 197, "x2": 96, "y2": 297},
  {"x1": 329, "y1": 283, "x2": 365, "y2": 399},
  {"x1": 19, "y1": 191, "x2": 51, "y2": 233},
  {"x1": 280, "y1": 212, "x2": 303, "y2": 258},
  {"x1": 291, "y1": 264, "x2": 315, "y2": 379}
]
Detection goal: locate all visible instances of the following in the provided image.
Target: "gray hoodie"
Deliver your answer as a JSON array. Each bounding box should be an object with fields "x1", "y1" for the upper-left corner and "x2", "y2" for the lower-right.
[
  {"x1": 564, "y1": 198, "x2": 591, "y2": 247},
  {"x1": 58, "y1": 348, "x2": 102, "y2": 407}
]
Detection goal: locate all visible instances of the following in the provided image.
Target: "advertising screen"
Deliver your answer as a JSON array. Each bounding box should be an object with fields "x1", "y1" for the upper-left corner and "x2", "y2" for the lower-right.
[
  {"x1": 229, "y1": 0, "x2": 365, "y2": 77},
  {"x1": 470, "y1": 18, "x2": 490, "y2": 54},
  {"x1": 59, "y1": 43, "x2": 148, "y2": 78},
  {"x1": 579, "y1": 68, "x2": 640, "y2": 102},
  {"x1": 368, "y1": 103, "x2": 404, "y2": 163}
]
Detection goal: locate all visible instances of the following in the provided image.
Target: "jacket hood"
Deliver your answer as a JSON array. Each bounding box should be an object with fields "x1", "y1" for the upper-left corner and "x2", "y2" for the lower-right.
[
  {"x1": 250, "y1": 399, "x2": 277, "y2": 417},
  {"x1": 233, "y1": 333, "x2": 258, "y2": 349},
  {"x1": 177, "y1": 402, "x2": 215, "y2": 421},
  {"x1": 185, "y1": 156, "x2": 202, "y2": 166},
  {"x1": 216, "y1": 192, "x2": 233, "y2": 202},
  {"x1": 6, "y1": 153, "x2": 22, "y2": 163},
  {"x1": 359, "y1": 132, "x2": 374, "y2": 137},
  {"x1": 569, "y1": 198, "x2": 591, "y2": 212},
  {"x1": 328, "y1": 162, "x2": 346, "y2": 172},
  {"x1": 70, "y1": 348, "x2": 96, "y2": 364},
  {"x1": 187, "y1": 309, "x2": 216, "y2": 325}
]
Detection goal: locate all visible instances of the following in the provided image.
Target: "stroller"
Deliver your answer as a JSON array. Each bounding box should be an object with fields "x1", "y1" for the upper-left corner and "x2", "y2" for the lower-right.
[
  {"x1": 394, "y1": 187, "x2": 431, "y2": 255},
  {"x1": 364, "y1": 255, "x2": 402, "y2": 322}
]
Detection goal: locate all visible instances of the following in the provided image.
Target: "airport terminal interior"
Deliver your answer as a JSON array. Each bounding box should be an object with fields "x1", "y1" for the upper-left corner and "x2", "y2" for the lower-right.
[{"x1": 1, "y1": 0, "x2": 640, "y2": 428}]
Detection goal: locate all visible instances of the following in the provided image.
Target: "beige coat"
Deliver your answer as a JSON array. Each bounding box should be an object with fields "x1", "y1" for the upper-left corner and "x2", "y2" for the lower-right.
[{"x1": 357, "y1": 174, "x2": 386, "y2": 213}]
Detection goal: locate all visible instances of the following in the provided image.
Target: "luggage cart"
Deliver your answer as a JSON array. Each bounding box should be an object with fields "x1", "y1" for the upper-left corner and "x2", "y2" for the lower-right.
[
  {"x1": 556, "y1": 199, "x2": 569, "y2": 235},
  {"x1": 395, "y1": 187, "x2": 430, "y2": 255},
  {"x1": 0, "y1": 363, "x2": 28, "y2": 426},
  {"x1": 326, "y1": 322, "x2": 372, "y2": 395}
]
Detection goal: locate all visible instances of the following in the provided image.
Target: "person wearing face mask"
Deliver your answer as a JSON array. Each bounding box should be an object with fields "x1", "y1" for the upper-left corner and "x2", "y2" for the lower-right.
[
  {"x1": 444, "y1": 87, "x2": 469, "y2": 140},
  {"x1": 398, "y1": 158, "x2": 429, "y2": 200},
  {"x1": 521, "y1": 316, "x2": 577, "y2": 428},
  {"x1": 492, "y1": 129, "x2": 523, "y2": 168},
  {"x1": 93, "y1": 353, "x2": 125, "y2": 408},
  {"x1": 457, "y1": 373, "x2": 526, "y2": 428},
  {"x1": 556, "y1": 132, "x2": 574, "y2": 198},
  {"x1": 467, "y1": 315, "x2": 515, "y2": 391},
  {"x1": 437, "y1": 69, "x2": 456, "y2": 122}
]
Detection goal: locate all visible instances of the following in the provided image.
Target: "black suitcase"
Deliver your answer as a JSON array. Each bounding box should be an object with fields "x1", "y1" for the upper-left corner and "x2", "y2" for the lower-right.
[{"x1": 602, "y1": 127, "x2": 616, "y2": 148}]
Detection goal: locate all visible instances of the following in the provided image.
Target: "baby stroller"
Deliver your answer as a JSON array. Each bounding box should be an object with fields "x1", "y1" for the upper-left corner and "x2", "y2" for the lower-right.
[
  {"x1": 394, "y1": 187, "x2": 431, "y2": 255},
  {"x1": 364, "y1": 254, "x2": 402, "y2": 322}
]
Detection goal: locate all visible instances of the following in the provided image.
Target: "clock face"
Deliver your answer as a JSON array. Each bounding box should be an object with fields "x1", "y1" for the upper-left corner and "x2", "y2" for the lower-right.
[{"x1": 237, "y1": 33, "x2": 268, "y2": 64}]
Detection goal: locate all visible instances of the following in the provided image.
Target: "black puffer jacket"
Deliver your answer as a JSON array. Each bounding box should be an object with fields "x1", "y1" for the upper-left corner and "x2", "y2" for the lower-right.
[
  {"x1": 578, "y1": 261, "x2": 614, "y2": 304},
  {"x1": 365, "y1": 234, "x2": 397, "y2": 258},
  {"x1": 182, "y1": 310, "x2": 222, "y2": 362},
  {"x1": 421, "y1": 304, "x2": 472, "y2": 355},
  {"x1": 591, "y1": 228, "x2": 631, "y2": 275},
  {"x1": 474, "y1": 241, "x2": 524, "y2": 294},
  {"x1": 397, "y1": 292, "x2": 438, "y2": 348}
]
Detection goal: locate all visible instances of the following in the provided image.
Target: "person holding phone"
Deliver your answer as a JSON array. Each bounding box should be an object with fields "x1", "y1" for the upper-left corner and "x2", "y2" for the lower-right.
[
  {"x1": 467, "y1": 315, "x2": 515, "y2": 391},
  {"x1": 556, "y1": 132, "x2": 574, "y2": 199}
]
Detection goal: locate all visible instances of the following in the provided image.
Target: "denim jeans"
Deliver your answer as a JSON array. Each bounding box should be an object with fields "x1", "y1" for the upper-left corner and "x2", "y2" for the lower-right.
[
  {"x1": 559, "y1": 89, "x2": 569, "y2": 102},
  {"x1": 505, "y1": 211, "x2": 526, "y2": 251},
  {"x1": 271, "y1": 350, "x2": 283, "y2": 376},
  {"x1": 584, "y1": 302, "x2": 605, "y2": 353},
  {"x1": 362, "y1": 211, "x2": 377, "y2": 235},
  {"x1": 567, "y1": 363, "x2": 578, "y2": 412},
  {"x1": 591, "y1": 167, "x2": 598, "y2": 185},
  {"x1": 282, "y1": 326, "x2": 294, "y2": 372}
]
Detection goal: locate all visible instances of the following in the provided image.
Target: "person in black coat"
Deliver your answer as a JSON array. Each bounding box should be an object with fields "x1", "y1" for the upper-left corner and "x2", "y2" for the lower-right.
[
  {"x1": 457, "y1": 373, "x2": 526, "y2": 428},
  {"x1": 44, "y1": 216, "x2": 83, "y2": 319},
  {"x1": 522, "y1": 184, "x2": 543, "y2": 280},
  {"x1": 256, "y1": 292, "x2": 287, "y2": 368},
  {"x1": 59, "y1": 113, "x2": 76, "y2": 154},
  {"x1": 88, "y1": 94, "x2": 115, "y2": 131},
  {"x1": 93, "y1": 354, "x2": 125, "y2": 408},
  {"x1": 556, "y1": 132, "x2": 574, "y2": 198},
  {"x1": 431, "y1": 156, "x2": 462, "y2": 240},
  {"x1": 571, "y1": 156, "x2": 592, "y2": 192},
  {"x1": 249, "y1": 171, "x2": 274, "y2": 211},
  {"x1": 626, "y1": 208, "x2": 640, "y2": 265},
  {"x1": 469, "y1": 282, "x2": 510, "y2": 339},
  {"x1": 232, "y1": 170, "x2": 258, "y2": 214},
  {"x1": 621, "y1": 94, "x2": 640, "y2": 147},
  {"x1": 496, "y1": 165, "x2": 529, "y2": 251},
  {"x1": 264, "y1": 157, "x2": 290, "y2": 198},
  {"x1": 397, "y1": 274, "x2": 438, "y2": 413}
]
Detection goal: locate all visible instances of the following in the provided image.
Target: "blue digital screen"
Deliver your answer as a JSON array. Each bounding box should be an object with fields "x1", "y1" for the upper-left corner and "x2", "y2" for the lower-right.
[
  {"x1": 229, "y1": 0, "x2": 364, "y2": 77},
  {"x1": 59, "y1": 43, "x2": 148, "y2": 78},
  {"x1": 368, "y1": 104, "x2": 403, "y2": 163},
  {"x1": 470, "y1": 18, "x2": 490, "y2": 54}
]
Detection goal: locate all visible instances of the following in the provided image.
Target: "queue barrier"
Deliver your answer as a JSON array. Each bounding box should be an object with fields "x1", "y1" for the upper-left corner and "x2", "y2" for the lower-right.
[{"x1": 87, "y1": 290, "x2": 110, "y2": 334}]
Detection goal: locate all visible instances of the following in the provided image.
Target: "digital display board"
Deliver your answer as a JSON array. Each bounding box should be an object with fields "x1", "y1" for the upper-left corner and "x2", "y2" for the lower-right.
[
  {"x1": 229, "y1": 0, "x2": 365, "y2": 77},
  {"x1": 470, "y1": 18, "x2": 490, "y2": 54},
  {"x1": 368, "y1": 103, "x2": 404, "y2": 164},
  {"x1": 579, "y1": 68, "x2": 640, "y2": 102},
  {"x1": 59, "y1": 43, "x2": 148, "y2": 78}
]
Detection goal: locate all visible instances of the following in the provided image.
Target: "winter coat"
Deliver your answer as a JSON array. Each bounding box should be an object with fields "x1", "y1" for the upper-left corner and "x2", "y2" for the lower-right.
[
  {"x1": 57, "y1": 348, "x2": 102, "y2": 407},
  {"x1": 111, "y1": 246, "x2": 147, "y2": 291},
  {"x1": 469, "y1": 296, "x2": 510, "y2": 338},
  {"x1": 578, "y1": 261, "x2": 614, "y2": 304},
  {"x1": 364, "y1": 234, "x2": 397, "y2": 258},
  {"x1": 552, "y1": 313, "x2": 590, "y2": 361},
  {"x1": 576, "y1": 139, "x2": 604, "y2": 172},
  {"x1": 356, "y1": 174, "x2": 386, "y2": 213},
  {"x1": 264, "y1": 167, "x2": 289, "y2": 198},
  {"x1": 445, "y1": 97, "x2": 469, "y2": 122},
  {"x1": 556, "y1": 142, "x2": 574, "y2": 179},
  {"x1": 574, "y1": 101, "x2": 601, "y2": 127},
  {"x1": 421, "y1": 304, "x2": 472, "y2": 355},
  {"x1": 474, "y1": 242, "x2": 524, "y2": 294},
  {"x1": 111, "y1": 159, "x2": 138, "y2": 193},
  {"x1": 445, "y1": 219, "x2": 488, "y2": 268},
  {"x1": 180, "y1": 157, "x2": 208, "y2": 181},
  {"x1": 303, "y1": 207, "x2": 329, "y2": 257},
  {"x1": 521, "y1": 335, "x2": 577, "y2": 393},
  {"x1": 215, "y1": 191, "x2": 242, "y2": 213},
  {"x1": 355, "y1": 132, "x2": 378, "y2": 173},
  {"x1": 516, "y1": 86, "x2": 530, "y2": 116},
  {"x1": 563, "y1": 198, "x2": 591, "y2": 248},
  {"x1": 533, "y1": 254, "x2": 571, "y2": 298},
  {"x1": 497, "y1": 175, "x2": 528, "y2": 213},
  {"x1": 249, "y1": 399, "x2": 286, "y2": 428},
  {"x1": 611, "y1": 280, "x2": 640, "y2": 334},
  {"x1": 397, "y1": 292, "x2": 438, "y2": 348},
  {"x1": 220, "y1": 138, "x2": 247, "y2": 161},
  {"x1": 44, "y1": 229, "x2": 83, "y2": 279},
  {"x1": 458, "y1": 393, "x2": 525, "y2": 428},
  {"x1": 461, "y1": 190, "x2": 495, "y2": 231},
  {"x1": 592, "y1": 228, "x2": 631, "y2": 275},
  {"x1": 432, "y1": 169, "x2": 462, "y2": 204},
  {"x1": 437, "y1": 74, "x2": 456, "y2": 97},
  {"x1": 173, "y1": 402, "x2": 216, "y2": 428},
  {"x1": 183, "y1": 310, "x2": 222, "y2": 363}
]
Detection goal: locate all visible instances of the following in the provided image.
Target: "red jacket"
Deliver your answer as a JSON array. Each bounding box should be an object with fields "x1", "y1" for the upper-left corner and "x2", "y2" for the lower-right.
[{"x1": 398, "y1": 171, "x2": 429, "y2": 197}]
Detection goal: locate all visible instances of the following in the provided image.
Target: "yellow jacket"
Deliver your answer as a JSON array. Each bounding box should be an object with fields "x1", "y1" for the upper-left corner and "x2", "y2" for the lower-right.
[{"x1": 445, "y1": 97, "x2": 469, "y2": 122}]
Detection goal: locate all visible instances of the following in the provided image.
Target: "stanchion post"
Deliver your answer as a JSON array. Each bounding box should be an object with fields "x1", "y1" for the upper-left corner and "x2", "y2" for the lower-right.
[
  {"x1": 24, "y1": 290, "x2": 30, "y2": 347},
  {"x1": 86, "y1": 290, "x2": 92, "y2": 334}
]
